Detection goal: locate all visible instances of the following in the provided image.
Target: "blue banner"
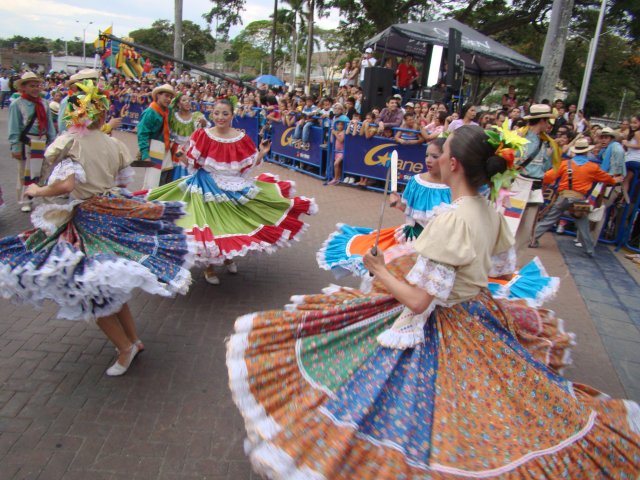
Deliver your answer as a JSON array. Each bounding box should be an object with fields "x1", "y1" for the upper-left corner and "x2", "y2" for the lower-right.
[
  {"x1": 111, "y1": 97, "x2": 146, "y2": 129},
  {"x1": 232, "y1": 116, "x2": 260, "y2": 146},
  {"x1": 270, "y1": 122, "x2": 323, "y2": 168},
  {"x1": 343, "y1": 135, "x2": 427, "y2": 184}
]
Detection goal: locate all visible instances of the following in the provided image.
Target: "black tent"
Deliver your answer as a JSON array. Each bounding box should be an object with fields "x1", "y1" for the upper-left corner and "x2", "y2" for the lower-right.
[{"x1": 364, "y1": 19, "x2": 542, "y2": 77}]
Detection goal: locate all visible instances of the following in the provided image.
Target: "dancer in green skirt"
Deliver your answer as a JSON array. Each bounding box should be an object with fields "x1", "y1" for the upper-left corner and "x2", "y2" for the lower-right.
[{"x1": 147, "y1": 99, "x2": 317, "y2": 285}]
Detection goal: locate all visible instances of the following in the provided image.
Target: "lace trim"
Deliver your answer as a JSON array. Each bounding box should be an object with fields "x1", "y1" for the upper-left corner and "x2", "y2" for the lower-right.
[
  {"x1": 174, "y1": 112, "x2": 195, "y2": 125},
  {"x1": 406, "y1": 256, "x2": 455, "y2": 302},
  {"x1": 48, "y1": 159, "x2": 86, "y2": 185},
  {"x1": 115, "y1": 166, "x2": 135, "y2": 187},
  {"x1": 210, "y1": 172, "x2": 256, "y2": 192},
  {"x1": 414, "y1": 175, "x2": 450, "y2": 189},
  {"x1": 201, "y1": 153, "x2": 257, "y2": 174},
  {"x1": 489, "y1": 246, "x2": 517, "y2": 277},
  {"x1": 204, "y1": 128, "x2": 245, "y2": 143}
]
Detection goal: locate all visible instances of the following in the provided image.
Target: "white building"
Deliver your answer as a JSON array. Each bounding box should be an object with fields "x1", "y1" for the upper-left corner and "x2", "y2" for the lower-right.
[{"x1": 50, "y1": 55, "x2": 99, "y2": 73}]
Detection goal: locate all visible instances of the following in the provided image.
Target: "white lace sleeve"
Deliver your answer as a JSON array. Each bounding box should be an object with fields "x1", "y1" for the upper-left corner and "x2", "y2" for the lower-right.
[
  {"x1": 489, "y1": 246, "x2": 517, "y2": 277},
  {"x1": 405, "y1": 256, "x2": 456, "y2": 302},
  {"x1": 48, "y1": 158, "x2": 86, "y2": 185},
  {"x1": 115, "y1": 166, "x2": 135, "y2": 187}
]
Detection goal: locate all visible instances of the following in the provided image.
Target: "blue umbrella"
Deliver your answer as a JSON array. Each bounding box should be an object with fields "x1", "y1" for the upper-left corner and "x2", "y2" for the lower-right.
[{"x1": 254, "y1": 74, "x2": 285, "y2": 86}]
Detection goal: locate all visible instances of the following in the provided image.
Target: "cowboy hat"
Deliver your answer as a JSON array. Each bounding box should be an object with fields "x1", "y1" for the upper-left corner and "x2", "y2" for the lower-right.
[
  {"x1": 570, "y1": 137, "x2": 594, "y2": 155},
  {"x1": 523, "y1": 104, "x2": 555, "y2": 120},
  {"x1": 15, "y1": 71, "x2": 42, "y2": 89},
  {"x1": 599, "y1": 127, "x2": 618, "y2": 138},
  {"x1": 48, "y1": 101, "x2": 60, "y2": 115},
  {"x1": 66, "y1": 68, "x2": 100, "y2": 86},
  {"x1": 152, "y1": 83, "x2": 175, "y2": 100}
]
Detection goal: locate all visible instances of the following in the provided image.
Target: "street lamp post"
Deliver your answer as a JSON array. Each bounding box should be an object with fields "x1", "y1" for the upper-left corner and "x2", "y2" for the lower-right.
[
  {"x1": 75, "y1": 20, "x2": 94, "y2": 66},
  {"x1": 181, "y1": 38, "x2": 193, "y2": 63}
]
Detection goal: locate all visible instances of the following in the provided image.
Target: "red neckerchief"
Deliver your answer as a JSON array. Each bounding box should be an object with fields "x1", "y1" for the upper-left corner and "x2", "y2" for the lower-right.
[
  {"x1": 20, "y1": 92, "x2": 47, "y2": 135},
  {"x1": 149, "y1": 101, "x2": 170, "y2": 150}
]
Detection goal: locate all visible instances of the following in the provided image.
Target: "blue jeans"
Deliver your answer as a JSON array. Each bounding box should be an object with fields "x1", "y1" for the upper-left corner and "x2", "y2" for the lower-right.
[
  {"x1": 294, "y1": 122, "x2": 313, "y2": 143},
  {"x1": 0, "y1": 91, "x2": 9, "y2": 109}
]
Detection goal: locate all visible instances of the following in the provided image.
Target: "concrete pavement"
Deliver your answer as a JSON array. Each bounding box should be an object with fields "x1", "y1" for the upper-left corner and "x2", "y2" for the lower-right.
[{"x1": 0, "y1": 109, "x2": 637, "y2": 479}]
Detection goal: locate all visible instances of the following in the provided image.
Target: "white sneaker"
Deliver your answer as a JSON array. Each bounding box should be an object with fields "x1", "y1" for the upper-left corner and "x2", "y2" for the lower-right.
[
  {"x1": 556, "y1": 225, "x2": 565, "y2": 234},
  {"x1": 226, "y1": 262, "x2": 238, "y2": 274},
  {"x1": 574, "y1": 242, "x2": 583, "y2": 248},
  {"x1": 20, "y1": 205, "x2": 32, "y2": 213}
]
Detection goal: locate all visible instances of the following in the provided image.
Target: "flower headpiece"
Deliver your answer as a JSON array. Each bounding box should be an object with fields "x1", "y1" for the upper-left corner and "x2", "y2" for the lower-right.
[
  {"x1": 63, "y1": 80, "x2": 110, "y2": 129},
  {"x1": 485, "y1": 119, "x2": 529, "y2": 202}
]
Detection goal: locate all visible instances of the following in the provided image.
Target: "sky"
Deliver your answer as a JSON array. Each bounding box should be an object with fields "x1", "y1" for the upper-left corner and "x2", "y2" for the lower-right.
[{"x1": 0, "y1": 0, "x2": 340, "y2": 43}]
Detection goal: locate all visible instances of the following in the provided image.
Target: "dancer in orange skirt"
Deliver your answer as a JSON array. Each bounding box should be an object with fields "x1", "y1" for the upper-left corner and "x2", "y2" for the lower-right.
[{"x1": 226, "y1": 126, "x2": 639, "y2": 479}]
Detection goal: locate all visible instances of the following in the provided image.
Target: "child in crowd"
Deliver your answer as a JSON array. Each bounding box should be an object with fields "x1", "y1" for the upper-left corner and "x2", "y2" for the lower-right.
[
  {"x1": 395, "y1": 112, "x2": 424, "y2": 146},
  {"x1": 346, "y1": 112, "x2": 362, "y2": 135},
  {"x1": 360, "y1": 112, "x2": 380, "y2": 139},
  {"x1": 326, "y1": 115, "x2": 349, "y2": 186},
  {"x1": 293, "y1": 96, "x2": 319, "y2": 146}
]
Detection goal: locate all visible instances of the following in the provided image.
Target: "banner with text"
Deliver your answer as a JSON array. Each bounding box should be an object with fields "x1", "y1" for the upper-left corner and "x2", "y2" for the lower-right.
[
  {"x1": 111, "y1": 98, "x2": 147, "y2": 128},
  {"x1": 343, "y1": 135, "x2": 427, "y2": 183},
  {"x1": 270, "y1": 123, "x2": 324, "y2": 167}
]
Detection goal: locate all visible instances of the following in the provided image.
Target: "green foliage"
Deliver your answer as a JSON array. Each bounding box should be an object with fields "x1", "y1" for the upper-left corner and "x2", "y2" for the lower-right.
[
  {"x1": 128, "y1": 20, "x2": 215, "y2": 64},
  {"x1": 0, "y1": 35, "x2": 95, "y2": 56}
]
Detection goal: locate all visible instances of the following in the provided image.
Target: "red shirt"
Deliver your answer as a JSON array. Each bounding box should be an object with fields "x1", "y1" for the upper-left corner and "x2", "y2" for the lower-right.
[{"x1": 396, "y1": 63, "x2": 418, "y2": 88}]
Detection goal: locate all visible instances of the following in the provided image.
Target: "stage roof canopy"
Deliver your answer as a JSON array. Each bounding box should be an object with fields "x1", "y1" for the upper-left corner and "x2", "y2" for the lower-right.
[{"x1": 364, "y1": 19, "x2": 543, "y2": 77}]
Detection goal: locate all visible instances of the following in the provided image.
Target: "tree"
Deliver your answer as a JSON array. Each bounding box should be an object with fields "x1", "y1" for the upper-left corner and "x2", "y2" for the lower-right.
[
  {"x1": 314, "y1": 28, "x2": 343, "y2": 91},
  {"x1": 129, "y1": 19, "x2": 215, "y2": 65}
]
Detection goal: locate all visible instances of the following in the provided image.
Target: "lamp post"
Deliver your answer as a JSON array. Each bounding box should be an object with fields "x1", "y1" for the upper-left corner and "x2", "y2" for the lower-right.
[
  {"x1": 75, "y1": 20, "x2": 94, "y2": 66},
  {"x1": 181, "y1": 38, "x2": 193, "y2": 63}
]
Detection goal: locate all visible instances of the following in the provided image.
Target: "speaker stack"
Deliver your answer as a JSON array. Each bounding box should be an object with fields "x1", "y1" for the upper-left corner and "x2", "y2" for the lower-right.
[{"x1": 361, "y1": 67, "x2": 394, "y2": 115}]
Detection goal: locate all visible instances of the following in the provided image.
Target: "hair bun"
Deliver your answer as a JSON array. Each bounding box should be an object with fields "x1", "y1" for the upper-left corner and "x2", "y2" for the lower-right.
[{"x1": 486, "y1": 155, "x2": 508, "y2": 179}]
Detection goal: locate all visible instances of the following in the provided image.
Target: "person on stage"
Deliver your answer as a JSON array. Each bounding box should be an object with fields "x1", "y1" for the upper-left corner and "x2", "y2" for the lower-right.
[
  {"x1": 136, "y1": 84, "x2": 175, "y2": 188},
  {"x1": 147, "y1": 99, "x2": 317, "y2": 285},
  {"x1": 226, "y1": 125, "x2": 639, "y2": 479},
  {"x1": 7, "y1": 72, "x2": 56, "y2": 212},
  {"x1": 0, "y1": 81, "x2": 194, "y2": 377},
  {"x1": 168, "y1": 92, "x2": 210, "y2": 180}
]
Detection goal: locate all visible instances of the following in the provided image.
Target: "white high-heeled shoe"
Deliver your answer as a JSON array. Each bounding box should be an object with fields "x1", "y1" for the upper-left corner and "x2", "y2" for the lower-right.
[
  {"x1": 225, "y1": 261, "x2": 238, "y2": 274},
  {"x1": 106, "y1": 343, "x2": 139, "y2": 377},
  {"x1": 204, "y1": 269, "x2": 220, "y2": 285}
]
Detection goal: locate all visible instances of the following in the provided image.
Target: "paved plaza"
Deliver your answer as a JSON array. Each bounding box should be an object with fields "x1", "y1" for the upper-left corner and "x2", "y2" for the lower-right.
[{"x1": 0, "y1": 110, "x2": 638, "y2": 479}]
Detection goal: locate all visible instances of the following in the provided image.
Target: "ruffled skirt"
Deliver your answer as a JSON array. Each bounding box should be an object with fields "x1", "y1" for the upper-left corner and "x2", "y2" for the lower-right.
[
  {"x1": 318, "y1": 224, "x2": 559, "y2": 307},
  {"x1": 227, "y1": 255, "x2": 639, "y2": 479},
  {"x1": 0, "y1": 194, "x2": 193, "y2": 321},
  {"x1": 147, "y1": 170, "x2": 317, "y2": 265}
]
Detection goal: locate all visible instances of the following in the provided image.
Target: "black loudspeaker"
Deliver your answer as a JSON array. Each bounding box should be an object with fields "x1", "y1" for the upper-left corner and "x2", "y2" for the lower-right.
[
  {"x1": 446, "y1": 28, "x2": 463, "y2": 92},
  {"x1": 361, "y1": 67, "x2": 394, "y2": 115}
]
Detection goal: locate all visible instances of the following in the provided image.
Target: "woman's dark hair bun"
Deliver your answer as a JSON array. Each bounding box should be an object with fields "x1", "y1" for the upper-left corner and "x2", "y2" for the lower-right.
[{"x1": 485, "y1": 155, "x2": 507, "y2": 179}]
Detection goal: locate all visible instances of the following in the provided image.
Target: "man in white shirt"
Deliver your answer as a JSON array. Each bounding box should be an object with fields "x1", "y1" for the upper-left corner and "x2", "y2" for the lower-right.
[
  {"x1": 0, "y1": 73, "x2": 10, "y2": 109},
  {"x1": 360, "y1": 48, "x2": 377, "y2": 85}
]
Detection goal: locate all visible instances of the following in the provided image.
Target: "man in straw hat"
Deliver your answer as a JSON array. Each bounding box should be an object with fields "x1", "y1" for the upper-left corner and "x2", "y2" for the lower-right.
[
  {"x1": 7, "y1": 71, "x2": 56, "y2": 212},
  {"x1": 530, "y1": 137, "x2": 623, "y2": 257},
  {"x1": 136, "y1": 83, "x2": 175, "y2": 188},
  {"x1": 588, "y1": 126, "x2": 627, "y2": 243},
  {"x1": 508, "y1": 103, "x2": 561, "y2": 251}
]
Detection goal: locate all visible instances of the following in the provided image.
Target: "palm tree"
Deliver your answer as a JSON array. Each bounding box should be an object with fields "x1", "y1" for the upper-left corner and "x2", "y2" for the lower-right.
[{"x1": 280, "y1": 0, "x2": 305, "y2": 86}]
